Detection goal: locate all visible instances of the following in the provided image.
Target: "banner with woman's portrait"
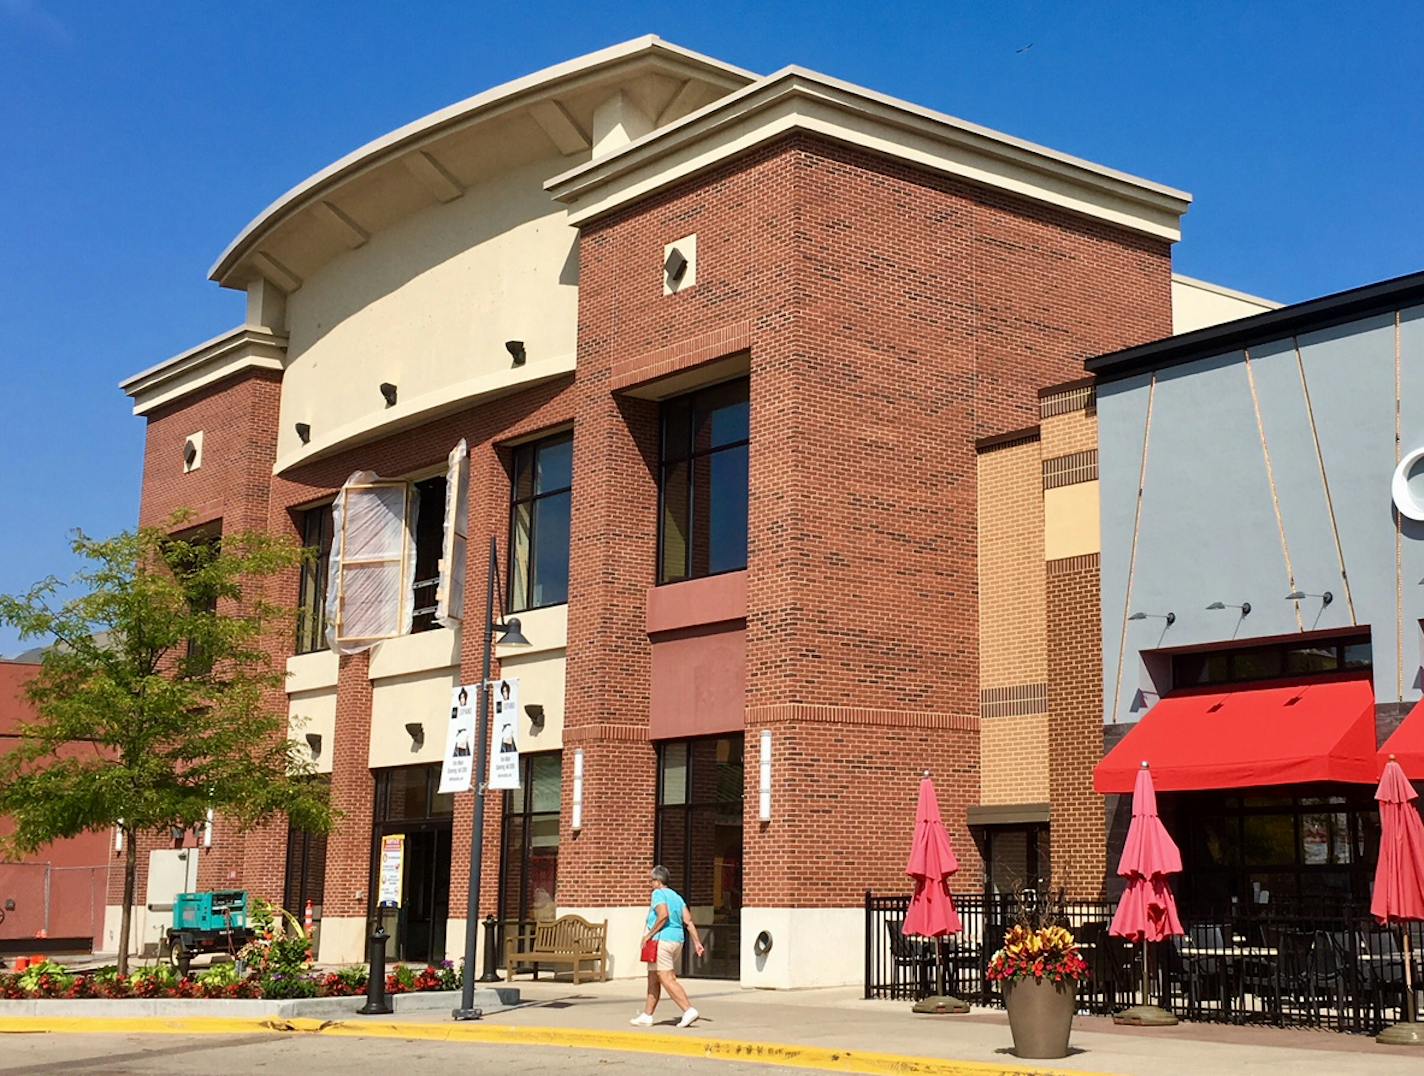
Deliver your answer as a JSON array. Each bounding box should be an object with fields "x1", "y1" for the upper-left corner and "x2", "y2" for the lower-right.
[{"x1": 489, "y1": 677, "x2": 521, "y2": 790}]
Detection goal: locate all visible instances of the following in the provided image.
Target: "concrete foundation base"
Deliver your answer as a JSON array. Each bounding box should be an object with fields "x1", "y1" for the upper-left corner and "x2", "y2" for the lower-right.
[
  {"x1": 1376, "y1": 1021, "x2": 1424, "y2": 1046},
  {"x1": 1112, "y1": 1004, "x2": 1179, "y2": 1026},
  {"x1": 0, "y1": 987, "x2": 519, "y2": 1020}
]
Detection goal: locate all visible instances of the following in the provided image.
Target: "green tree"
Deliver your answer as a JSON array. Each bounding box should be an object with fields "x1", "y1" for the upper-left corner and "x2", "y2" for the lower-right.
[{"x1": 0, "y1": 517, "x2": 333, "y2": 974}]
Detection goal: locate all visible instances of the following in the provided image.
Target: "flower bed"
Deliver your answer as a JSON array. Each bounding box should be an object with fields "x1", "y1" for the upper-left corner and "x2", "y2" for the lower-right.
[
  {"x1": 0, "y1": 958, "x2": 462, "y2": 1001},
  {"x1": 0, "y1": 901, "x2": 462, "y2": 1003}
]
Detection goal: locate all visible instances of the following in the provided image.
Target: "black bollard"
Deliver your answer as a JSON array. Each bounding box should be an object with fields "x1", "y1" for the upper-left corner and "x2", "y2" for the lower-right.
[
  {"x1": 358, "y1": 910, "x2": 393, "y2": 1015},
  {"x1": 478, "y1": 915, "x2": 501, "y2": 982}
]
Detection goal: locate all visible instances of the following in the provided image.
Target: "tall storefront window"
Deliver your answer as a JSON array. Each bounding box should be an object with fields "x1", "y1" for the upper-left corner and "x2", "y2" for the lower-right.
[
  {"x1": 283, "y1": 777, "x2": 329, "y2": 921},
  {"x1": 296, "y1": 505, "x2": 334, "y2": 653},
  {"x1": 655, "y1": 736, "x2": 743, "y2": 979},
  {"x1": 498, "y1": 753, "x2": 562, "y2": 945},
  {"x1": 980, "y1": 824, "x2": 1050, "y2": 900},
  {"x1": 510, "y1": 434, "x2": 572, "y2": 610},
  {"x1": 1162, "y1": 785, "x2": 1379, "y2": 914},
  {"x1": 370, "y1": 764, "x2": 452, "y2": 963},
  {"x1": 658, "y1": 379, "x2": 749, "y2": 584}
]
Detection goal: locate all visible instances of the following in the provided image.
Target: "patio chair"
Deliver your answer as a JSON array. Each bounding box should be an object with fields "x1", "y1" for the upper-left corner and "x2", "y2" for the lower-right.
[
  {"x1": 884, "y1": 918, "x2": 934, "y2": 999},
  {"x1": 1359, "y1": 928, "x2": 1409, "y2": 1030}
]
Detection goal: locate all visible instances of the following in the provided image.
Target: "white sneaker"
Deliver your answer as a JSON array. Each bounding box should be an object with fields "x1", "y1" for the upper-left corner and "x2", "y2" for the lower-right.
[
  {"x1": 630, "y1": 1013, "x2": 654, "y2": 1027},
  {"x1": 677, "y1": 1007, "x2": 699, "y2": 1028}
]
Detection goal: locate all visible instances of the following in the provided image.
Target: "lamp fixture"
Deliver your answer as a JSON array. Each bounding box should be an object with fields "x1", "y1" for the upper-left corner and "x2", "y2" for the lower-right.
[
  {"x1": 305, "y1": 732, "x2": 323, "y2": 760},
  {"x1": 1128, "y1": 610, "x2": 1176, "y2": 626},
  {"x1": 496, "y1": 617, "x2": 531, "y2": 647},
  {"x1": 1285, "y1": 589, "x2": 1333, "y2": 606},
  {"x1": 1206, "y1": 601, "x2": 1251, "y2": 616},
  {"x1": 505, "y1": 340, "x2": 526, "y2": 366},
  {"x1": 295, "y1": 422, "x2": 311, "y2": 444},
  {"x1": 379, "y1": 382, "x2": 398, "y2": 407},
  {"x1": 203, "y1": 807, "x2": 214, "y2": 849},
  {"x1": 571, "y1": 748, "x2": 584, "y2": 831},
  {"x1": 525, "y1": 703, "x2": 545, "y2": 734},
  {"x1": 404, "y1": 722, "x2": 425, "y2": 750},
  {"x1": 664, "y1": 246, "x2": 688, "y2": 285},
  {"x1": 758, "y1": 730, "x2": 772, "y2": 822}
]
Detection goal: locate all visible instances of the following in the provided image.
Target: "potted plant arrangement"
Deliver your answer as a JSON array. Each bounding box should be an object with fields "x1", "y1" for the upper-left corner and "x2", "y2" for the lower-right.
[{"x1": 986, "y1": 922, "x2": 1089, "y2": 1059}]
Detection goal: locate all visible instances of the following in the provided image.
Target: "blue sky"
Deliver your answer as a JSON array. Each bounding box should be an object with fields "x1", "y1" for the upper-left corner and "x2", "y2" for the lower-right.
[{"x1": 1, "y1": 1, "x2": 1420, "y2": 655}]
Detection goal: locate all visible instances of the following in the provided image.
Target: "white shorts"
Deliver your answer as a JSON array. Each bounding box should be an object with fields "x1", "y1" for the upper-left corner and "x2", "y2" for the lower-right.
[{"x1": 653, "y1": 940, "x2": 683, "y2": 971}]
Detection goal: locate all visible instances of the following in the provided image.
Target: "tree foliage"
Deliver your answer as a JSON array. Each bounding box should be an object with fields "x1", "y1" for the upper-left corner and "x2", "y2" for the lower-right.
[{"x1": 0, "y1": 516, "x2": 334, "y2": 969}]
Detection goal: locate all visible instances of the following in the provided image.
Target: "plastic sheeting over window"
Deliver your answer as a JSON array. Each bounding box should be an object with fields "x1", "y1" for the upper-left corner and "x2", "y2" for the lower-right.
[
  {"x1": 325, "y1": 472, "x2": 413, "y2": 653},
  {"x1": 437, "y1": 439, "x2": 469, "y2": 628}
]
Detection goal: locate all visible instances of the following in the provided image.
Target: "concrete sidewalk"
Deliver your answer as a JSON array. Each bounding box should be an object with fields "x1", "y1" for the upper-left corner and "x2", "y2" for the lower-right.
[{"x1": 420, "y1": 977, "x2": 1422, "y2": 1075}]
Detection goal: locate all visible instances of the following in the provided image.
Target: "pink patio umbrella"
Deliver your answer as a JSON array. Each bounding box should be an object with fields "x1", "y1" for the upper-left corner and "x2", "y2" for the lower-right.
[
  {"x1": 1109, "y1": 761, "x2": 1184, "y2": 1026},
  {"x1": 1372, "y1": 757, "x2": 1424, "y2": 1045},
  {"x1": 903, "y1": 774, "x2": 966, "y2": 1013}
]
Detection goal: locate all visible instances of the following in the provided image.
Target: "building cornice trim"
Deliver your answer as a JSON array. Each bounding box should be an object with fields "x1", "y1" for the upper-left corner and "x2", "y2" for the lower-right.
[
  {"x1": 547, "y1": 68, "x2": 1191, "y2": 241},
  {"x1": 120, "y1": 327, "x2": 288, "y2": 417}
]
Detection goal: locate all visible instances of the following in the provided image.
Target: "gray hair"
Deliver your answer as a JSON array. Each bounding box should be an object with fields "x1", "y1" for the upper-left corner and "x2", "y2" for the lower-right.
[{"x1": 650, "y1": 865, "x2": 670, "y2": 885}]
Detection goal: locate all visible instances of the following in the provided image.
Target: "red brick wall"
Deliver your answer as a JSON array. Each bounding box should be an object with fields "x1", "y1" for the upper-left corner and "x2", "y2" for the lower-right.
[
  {"x1": 563, "y1": 132, "x2": 1171, "y2": 909},
  {"x1": 1047, "y1": 553, "x2": 1107, "y2": 898}
]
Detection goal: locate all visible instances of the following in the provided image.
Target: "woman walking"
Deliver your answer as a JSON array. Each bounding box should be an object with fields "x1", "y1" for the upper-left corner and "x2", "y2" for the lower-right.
[{"x1": 631, "y1": 865, "x2": 704, "y2": 1028}]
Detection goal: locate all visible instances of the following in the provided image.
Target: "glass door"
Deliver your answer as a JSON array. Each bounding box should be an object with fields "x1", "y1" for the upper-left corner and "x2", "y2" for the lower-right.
[{"x1": 370, "y1": 765, "x2": 453, "y2": 962}]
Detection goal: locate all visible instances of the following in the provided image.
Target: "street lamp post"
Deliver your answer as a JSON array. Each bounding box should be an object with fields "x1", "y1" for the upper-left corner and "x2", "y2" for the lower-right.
[{"x1": 454, "y1": 536, "x2": 529, "y2": 1021}]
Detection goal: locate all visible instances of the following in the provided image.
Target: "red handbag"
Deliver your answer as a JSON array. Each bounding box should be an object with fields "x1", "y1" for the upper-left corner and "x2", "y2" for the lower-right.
[{"x1": 640, "y1": 937, "x2": 659, "y2": 963}]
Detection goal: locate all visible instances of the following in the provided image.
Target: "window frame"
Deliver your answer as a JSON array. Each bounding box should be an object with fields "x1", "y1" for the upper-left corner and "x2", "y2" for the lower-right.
[
  {"x1": 507, "y1": 432, "x2": 573, "y2": 613},
  {"x1": 656, "y1": 378, "x2": 750, "y2": 586},
  {"x1": 1171, "y1": 634, "x2": 1372, "y2": 690},
  {"x1": 295, "y1": 502, "x2": 335, "y2": 654}
]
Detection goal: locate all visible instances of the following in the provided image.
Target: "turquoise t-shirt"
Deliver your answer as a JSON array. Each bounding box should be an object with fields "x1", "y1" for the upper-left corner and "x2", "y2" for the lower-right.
[{"x1": 646, "y1": 888, "x2": 687, "y2": 943}]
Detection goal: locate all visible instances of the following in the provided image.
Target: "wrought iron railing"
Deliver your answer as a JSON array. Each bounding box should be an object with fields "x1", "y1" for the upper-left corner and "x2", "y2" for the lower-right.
[{"x1": 865, "y1": 890, "x2": 1424, "y2": 1035}]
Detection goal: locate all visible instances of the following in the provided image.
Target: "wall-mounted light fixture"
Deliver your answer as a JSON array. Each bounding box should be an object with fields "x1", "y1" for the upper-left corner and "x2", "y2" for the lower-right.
[
  {"x1": 295, "y1": 422, "x2": 311, "y2": 444},
  {"x1": 380, "y1": 382, "x2": 398, "y2": 407},
  {"x1": 571, "y1": 748, "x2": 584, "y2": 831},
  {"x1": 1206, "y1": 601, "x2": 1251, "y2": 616},
  {"x1": 525, "y1": 703, "x2": 545, "y2": 735},
  {"x1": 1286, "y1": 589, "x2": 1333, "y2": 607},
  {"x1": 758, "y1": 730, "x2": 772, "y2": 822},
  {"x1": 115, "y1": 820, "x2": 124, "y2": 854},
  {"x1": 505, "y1": 340, "x2": 526, "y2": 366},
  {"x1": 664, "y1": 246, "x2": 688, "y2": 286},
  {"x1": 203, "y1": 807, "x2": 214, "y2": 849},
  {"x1": 1129, "y1": 610, "x2": 1176, "y2": 626},
  {"x1": 305, "y1": 732, "x2": 323, "y2": 760},
  {"x1": 405, "y1": 722, "x2": 425, "y2": 750}
]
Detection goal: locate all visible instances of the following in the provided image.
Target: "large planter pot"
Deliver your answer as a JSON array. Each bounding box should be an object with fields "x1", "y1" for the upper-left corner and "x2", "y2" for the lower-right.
[{"x1": 1002, "y1": 976, "x2": 1076, "y2": 1059}]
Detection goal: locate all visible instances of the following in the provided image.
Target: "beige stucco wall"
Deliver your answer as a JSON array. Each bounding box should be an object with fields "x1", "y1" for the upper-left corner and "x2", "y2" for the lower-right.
[
  {"x1": 288, "y1": 688, "x2": 336, "y2": 775},
  {"x1": 369, "y1": 666, "x2": 460, "y2": 769},
  {"x1": 1043, "y1": 481, "x2": 1101, "y2": 561},
  {"x1": 1171, "y1": 274, "x2": 1279, "y2": 335},
  {"x1": 495, "y1": 603, "x2": 567, "y2": 753},
  {"x1": 276, "y1": 156, "x2": 579, "y2": 468}
]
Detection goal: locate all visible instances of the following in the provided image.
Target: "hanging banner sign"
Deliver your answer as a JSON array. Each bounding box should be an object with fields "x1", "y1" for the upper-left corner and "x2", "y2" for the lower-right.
[
  {"x1": 377, "y1": 834, "x2": 405, "y2": 906},
  {"x1": 489, "y1": 677, "x2": 521, "y2": 791},
  {"x1": 438, "y1": 684, "x2": 478, "y2": 794}
]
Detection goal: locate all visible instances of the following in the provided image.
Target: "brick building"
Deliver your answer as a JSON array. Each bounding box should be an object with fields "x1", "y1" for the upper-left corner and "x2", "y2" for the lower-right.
[{"x1": 114, "y1": 37, "x2": 1266, "y2": 986}]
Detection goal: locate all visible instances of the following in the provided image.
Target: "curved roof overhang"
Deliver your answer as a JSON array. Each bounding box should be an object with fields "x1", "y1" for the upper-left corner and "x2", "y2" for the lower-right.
[{"x1": 209, "y1": 36, "x2": 754, "y2": 291}]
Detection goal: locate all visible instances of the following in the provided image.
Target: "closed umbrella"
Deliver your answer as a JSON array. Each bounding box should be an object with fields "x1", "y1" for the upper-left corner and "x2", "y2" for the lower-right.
[
  {"x1": 1373, "y1": 757, "x2": 1424, "y2": 1046},
  {"x1": 1110, "y1": 761, "x2": 1183, "y2": 1026},
  {"x1": 903, "y1": 774, "x2": 966, "y2": 1013}
]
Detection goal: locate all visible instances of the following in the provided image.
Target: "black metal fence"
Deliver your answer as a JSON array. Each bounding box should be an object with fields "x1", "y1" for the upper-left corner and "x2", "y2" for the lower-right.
[{"x1": 865, "y1": 890, "x2": 1423, "y2": 1035}]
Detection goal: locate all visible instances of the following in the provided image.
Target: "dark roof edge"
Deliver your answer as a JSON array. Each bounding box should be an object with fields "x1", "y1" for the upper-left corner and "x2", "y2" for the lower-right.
[
  {"x1": 1087, "y1": 268, "x2": 1424, "y2": 383},
  {"x1": 974, "y1": 425, "x2": 1041, "y2": 453}
]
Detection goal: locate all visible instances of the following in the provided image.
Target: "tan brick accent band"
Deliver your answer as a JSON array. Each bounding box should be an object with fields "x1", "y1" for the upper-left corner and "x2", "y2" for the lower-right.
[
  {"x1": 745, "y1": 704, "x2": 978, "y2": 732},
  {"x1": 1042, "y1": 450, "x2": 1098, "y2": 490},
  {"x1": 563, "y1": 723, "x2": 648, "y2": 744},
  {"x1": 1040, "y1": 380, "x2": 1096, "y2": 419},
  {"x1": 980, "y1": 682, "x2": 1048, "y2": 719},
  {"x1": 608, "y1": 321, "x2": 752, "y2": 392},
  {"x1": 1047, "y1": 552, "x2": 1101, "y2": 576}
]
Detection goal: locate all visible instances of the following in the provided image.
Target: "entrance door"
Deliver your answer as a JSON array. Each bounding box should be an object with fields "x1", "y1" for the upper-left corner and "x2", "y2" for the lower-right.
[
  {"x1": 656, "y1": 736, "x2": 743, "y2": 979},
  {"x1": 370, "y1": 764, "x2": 453, "y2": 963},
  {"x1": 982, "y1": 824, "x2": 1050, "y2": 900}
]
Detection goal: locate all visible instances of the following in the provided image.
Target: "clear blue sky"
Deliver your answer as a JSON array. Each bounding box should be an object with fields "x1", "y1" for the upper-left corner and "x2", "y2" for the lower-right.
[{"x1": 2, "y1": 1, "x2": 1421, "y2": 655}]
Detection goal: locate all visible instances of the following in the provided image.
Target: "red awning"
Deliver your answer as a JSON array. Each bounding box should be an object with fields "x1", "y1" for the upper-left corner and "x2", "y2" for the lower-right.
[
  {"x1": 1379, "y1": 699, "x2": 1424, "y2": 780},
  {"x1": 1094, "y1": 675, "x2": 1378, "y2": 794}
]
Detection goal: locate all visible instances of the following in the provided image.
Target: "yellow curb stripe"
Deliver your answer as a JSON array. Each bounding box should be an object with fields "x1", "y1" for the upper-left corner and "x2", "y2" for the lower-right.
[{"x1": 0, "y1": 1016, "x2": 1120, "y2": 1076}]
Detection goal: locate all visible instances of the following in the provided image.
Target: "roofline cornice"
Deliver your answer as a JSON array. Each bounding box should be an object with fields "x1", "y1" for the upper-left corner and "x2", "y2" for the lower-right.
[
  {"x1": 208, "y1": 37, "x2": 756, "y2": 289},
  {"x1": 120, "y1": 326, "x2": 288, "y2": 416},
  {"x1": 546, "y1": 67, "x2": 1192, "y2": 240}
]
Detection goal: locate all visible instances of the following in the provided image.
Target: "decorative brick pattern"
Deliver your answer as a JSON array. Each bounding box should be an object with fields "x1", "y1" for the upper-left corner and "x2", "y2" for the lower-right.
[
  {"x1": 1042, "y1": 450, "x2": 1099, "y2": 490},
  {"x1": 608, "y1": 321, "x2": 752, "y2": 392},
  {"x1": 980, "y1": 683, "x2": 1048, "y2": 719},
  {"x1": 1039, "y1": 380, "x2": 1096, "y2": 419}
]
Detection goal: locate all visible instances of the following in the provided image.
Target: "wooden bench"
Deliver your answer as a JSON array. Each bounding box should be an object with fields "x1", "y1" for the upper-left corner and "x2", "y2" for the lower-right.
[{"x1": 504, "y1": 914, "x2": 608, "y2": 984}]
